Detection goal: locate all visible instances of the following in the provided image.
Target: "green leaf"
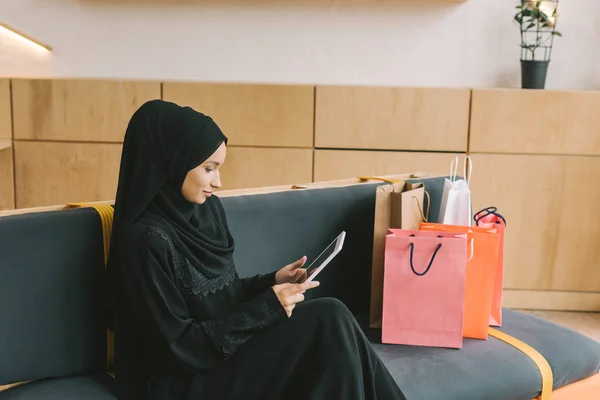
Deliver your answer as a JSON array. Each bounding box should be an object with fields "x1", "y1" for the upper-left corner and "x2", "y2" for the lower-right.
[
  {"x1": 522, "y1": 8, "x2": 534, "y2": 17},
  {"x1": 536, "y1": 1, "x2": 542, "y2": 8},
  {"x1": 553, "y1": 31, "x2": 563, "y2": 37},
  {"x1": 526, "y1": 22, "x2": 536, "y2": 30},
  {"x1": 539, "y1": 10, "x2": 550, "y2": 23}
]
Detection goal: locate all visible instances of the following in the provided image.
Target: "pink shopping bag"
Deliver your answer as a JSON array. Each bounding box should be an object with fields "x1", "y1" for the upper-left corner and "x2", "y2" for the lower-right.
[
  {"x1": 473, "y1": 207, "x2": 507, "y2": 327},
  {"x1": 382, "y1": 229, "x2": 467, "y2": 349}
]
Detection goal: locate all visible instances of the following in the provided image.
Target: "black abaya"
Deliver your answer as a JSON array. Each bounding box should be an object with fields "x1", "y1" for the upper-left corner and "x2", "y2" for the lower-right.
[
  {"x1": 184, "y1": 298, "x2": 407, "y2": 400},
  {"x1": 109, "y1": 100, "x2": 406, "y2": 399},
  {"x1": 113, "y1": 201, "x2": 406, "y2": 400}
]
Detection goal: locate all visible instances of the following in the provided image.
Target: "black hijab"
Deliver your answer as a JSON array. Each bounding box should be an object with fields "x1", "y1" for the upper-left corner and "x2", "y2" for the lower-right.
[{"x1": 106, "y1": 100, "x2": 233, "y2": 321}]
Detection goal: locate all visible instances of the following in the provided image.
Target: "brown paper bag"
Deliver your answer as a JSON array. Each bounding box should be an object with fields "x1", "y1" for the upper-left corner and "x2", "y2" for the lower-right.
[{"x1": 369, "y1": 181, "x2": 427, "y2": 328}]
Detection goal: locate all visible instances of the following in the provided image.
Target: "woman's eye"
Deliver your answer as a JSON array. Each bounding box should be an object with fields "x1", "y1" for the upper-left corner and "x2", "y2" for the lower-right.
[{"x1": 205, "y1": 168, "x2": 213, "y2": 173}]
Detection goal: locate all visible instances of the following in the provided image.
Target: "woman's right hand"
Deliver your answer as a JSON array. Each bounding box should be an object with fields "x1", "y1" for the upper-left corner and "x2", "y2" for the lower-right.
[{"x1": 272, "y1": 281, "x2": 320, "y2": 317}]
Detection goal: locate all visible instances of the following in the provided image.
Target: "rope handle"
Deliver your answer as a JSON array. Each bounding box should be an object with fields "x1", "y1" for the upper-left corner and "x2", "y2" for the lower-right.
[
  {"x1": 467, "y1": 238, "x2": 475, "y2": 262},
  {"x1": 449, "y1": 157, "x2": 459, "y2": 182},
  {"x1": 474, "y1": 206, "x2": 507, "y2": 226},
  {"x1": 408, "y1": 234, "x2": 443, "y2": 276},
  {"x1": 412, "y1": 190, "x2": 431, "y2": 223},
  {"x1": 449, "y1": 156, "x2": 473, "y2": 185},
  {"x1": 464, "y1": 155, "x2": 473, "y2": 185}
]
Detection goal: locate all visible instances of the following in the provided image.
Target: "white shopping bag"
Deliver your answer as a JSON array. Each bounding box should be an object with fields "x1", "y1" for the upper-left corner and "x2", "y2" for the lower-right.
[{"x1": 439, "y1": 156, "x2": 472, "y2": 226}]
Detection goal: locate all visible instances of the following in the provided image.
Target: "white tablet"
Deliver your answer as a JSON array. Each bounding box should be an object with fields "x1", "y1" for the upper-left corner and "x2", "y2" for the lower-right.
[{"x1": 294, "y1": 231, "x2": 346, "y2": 283}]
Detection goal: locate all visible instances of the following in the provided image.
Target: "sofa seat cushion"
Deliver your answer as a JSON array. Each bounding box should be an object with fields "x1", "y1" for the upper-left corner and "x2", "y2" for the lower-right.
[
  {"x1": 364, "y1": 308, "x2": 600, "y2": 400},
  {"x1": 0, "y1": 373, "x2": 116, "y2": 400}
]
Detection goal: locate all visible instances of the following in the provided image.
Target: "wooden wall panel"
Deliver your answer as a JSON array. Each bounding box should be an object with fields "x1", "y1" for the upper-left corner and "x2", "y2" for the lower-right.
[
  {"x1": 14, "y1": 141, "x2": 122, "y2": 208},
  {"x1": 315, "y1": 86, "x2": 470, "y2": 151},
  {"x1": 0, "y1": 145, "x2": 14, "y2": 210},
  {"x1": 470, "y1": 153, "x2": 600, "y2": 292},
  {"x1": 503, "y1": 289, "x2": 600, "y2": 312},
  {"x1": 163, "y1": 83, "x2": 314, "y2": 148},
  {"x1": 470, "y1": 89, "x2": 600, "y2": 155},
  {"x1": 0, "y1": 79, "x2": 11, "y2": 139},
  {"x1": 219, "y1": 147, "x2": 313, "y2": 190},
  {"x1": 314, "y1": 149, "x2": 459, "y2": 181},
  {"x1": 12, "y1": 79, "x2": 160, "y2": 142}
]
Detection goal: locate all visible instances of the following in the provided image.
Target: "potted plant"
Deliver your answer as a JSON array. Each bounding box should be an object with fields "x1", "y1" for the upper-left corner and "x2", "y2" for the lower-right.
[{"x1": 514, "y1": 0, "x2": 562, "y2": 89}]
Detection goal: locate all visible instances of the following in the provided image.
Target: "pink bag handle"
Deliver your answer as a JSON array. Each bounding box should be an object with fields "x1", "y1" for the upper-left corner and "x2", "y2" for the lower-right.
[{"x1": 408, "y1": 234, "x2": 443, "y2": 276}]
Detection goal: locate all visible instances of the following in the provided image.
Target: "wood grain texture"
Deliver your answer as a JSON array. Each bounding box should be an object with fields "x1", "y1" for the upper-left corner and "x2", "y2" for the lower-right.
[
  {"x1": 14, "y1": 141, "x2": 122, "y2": 208},
  {"x1": 0, "y1": 146, "x2": 15, "y2": 210},
  {"x1": 11, "y1": 79, "x2": 160, "y2": 142},
  {"x1": 163, "y1": 82, "x2": 314, "y2": 147},
  {"x1": 0, "y1": 173, "x2": 440, "y2": 217},
  {"x1": 521, "y1": 310, "x2": 600, "y2": 343},
  {"x1": 315, "y1": 86, "x2": 470, "y2": 151},
  {"x1": 313, "y1": 149, "x2": 461, "y2": 181},
  {"x1": 0, "y1": 79, "x2": 11, "y2": 139},
  {"x1": 505, "y1": 290, "x2": 600, "y2": 312},
  {"x1": 470, "y1": 153, "x2": 600, "y2": 292},
  {"x1": 218, "y1": 147, "x2": 313, "y2": 190},
  {"x1": 470, "y1": 88, "x2": 600, "y2": 155}
]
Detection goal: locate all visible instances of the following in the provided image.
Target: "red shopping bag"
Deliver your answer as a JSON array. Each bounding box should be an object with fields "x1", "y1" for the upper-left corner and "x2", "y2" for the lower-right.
[
  {"x1": 382, "y1": 229, "x2": 467, "y2": 349},
  {"x1": 474, "y1": 207, "x2": 506, "y2": 327},
  {"x1": 420, "y1": 222, "x2": 500, "y2": 340}
]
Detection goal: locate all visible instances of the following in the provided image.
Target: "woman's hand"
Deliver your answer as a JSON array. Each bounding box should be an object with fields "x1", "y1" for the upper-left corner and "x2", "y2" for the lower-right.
[
  {"x1": 275, "y1": 256, "x2": 308, "y2": 284},
  {"x1": 272, "y1": 281, "x2": 320, "y2": 317}
]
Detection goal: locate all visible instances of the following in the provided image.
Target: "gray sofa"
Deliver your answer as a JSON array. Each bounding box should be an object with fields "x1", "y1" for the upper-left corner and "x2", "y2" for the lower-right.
[{"x1": 1, "y1": 175, "x2": 599, "y2": 399}]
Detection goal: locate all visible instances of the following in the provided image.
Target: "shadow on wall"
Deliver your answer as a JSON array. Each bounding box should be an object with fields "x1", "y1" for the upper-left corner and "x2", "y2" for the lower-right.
[
  {"x1": 75, "y1": 0, "x2": 467, "y2": 11},
  {"x1": 494, "y1": 68, "x2": 520, "y2": 89}
]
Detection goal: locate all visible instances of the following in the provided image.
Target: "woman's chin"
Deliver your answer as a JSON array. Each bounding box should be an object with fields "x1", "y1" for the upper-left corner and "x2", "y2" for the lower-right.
[{"x1": 195, "y1": 195, "x2": 208, "y2": 205}]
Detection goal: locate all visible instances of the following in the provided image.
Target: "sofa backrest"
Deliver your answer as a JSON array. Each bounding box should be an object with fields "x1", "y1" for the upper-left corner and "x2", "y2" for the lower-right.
[
  {"x1": 220, "y1": 176, "x2": 449, "y2": 314},
  {"x1": 0, "y1": 174, "x2": 450, "y2": 386},
  {"x1": 0, "y1": 208, "x2": 109, "y2": 385}
]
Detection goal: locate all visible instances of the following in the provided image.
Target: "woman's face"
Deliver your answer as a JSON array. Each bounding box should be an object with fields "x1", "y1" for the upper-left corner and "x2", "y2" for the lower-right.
[{"x1": 181, "y1": 142, "x2": 227, "y2": 204}]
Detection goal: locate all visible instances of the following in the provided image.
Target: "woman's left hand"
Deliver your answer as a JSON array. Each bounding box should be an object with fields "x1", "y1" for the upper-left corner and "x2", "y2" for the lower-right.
[{"x1": 275, "y1": 256, "x2": 308, "y2": 284}]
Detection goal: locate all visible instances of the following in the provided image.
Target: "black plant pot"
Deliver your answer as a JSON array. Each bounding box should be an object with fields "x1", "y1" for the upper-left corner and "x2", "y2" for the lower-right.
[{"x1": 521, "y1": 60, "x2": 550, "y2": 89}]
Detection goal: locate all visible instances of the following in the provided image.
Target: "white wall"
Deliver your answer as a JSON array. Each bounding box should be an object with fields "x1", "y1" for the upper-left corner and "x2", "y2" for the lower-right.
[{"x1": 0, "y1": 0, "x2": 599, "y2": 90}]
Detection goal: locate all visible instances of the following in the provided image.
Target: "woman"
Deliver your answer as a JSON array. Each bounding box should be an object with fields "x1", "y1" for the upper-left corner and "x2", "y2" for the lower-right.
[{"x1": 107, "y1": 99, "x2": 407, "y2": 400}]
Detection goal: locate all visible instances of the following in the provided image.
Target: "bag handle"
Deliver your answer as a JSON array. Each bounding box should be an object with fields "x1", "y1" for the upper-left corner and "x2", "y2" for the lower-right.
[
  {"x1": 449, "y1": 156, "x2": 473, "y2": 184},
  {"x1": 412, "y1": 190, "x2": 431, "y2": 223},
  {"x1": 408, "y1": 234, "x2": 443, "y2": 276},
  {"x1": 467, "y1": 237, "x2": 475, "y2": 262},
  {"x1": 464, "y1": 155, "x2": 473, "y2": 185},
  {"x1": 449, "y1": 157, "x2": 459, "y2": 182},
  {"x1": 474, "y1": 206, "x2": 507, "y2": 226}
]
